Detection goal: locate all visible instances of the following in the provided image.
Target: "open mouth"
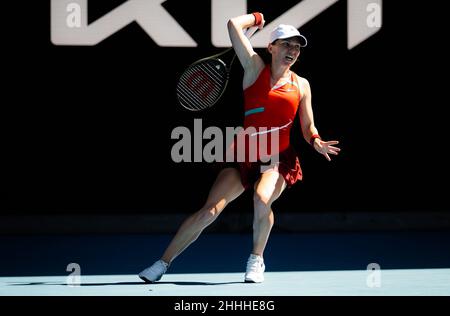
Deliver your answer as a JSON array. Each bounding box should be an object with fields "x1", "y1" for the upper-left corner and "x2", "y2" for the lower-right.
[{"x1": 285, "y1": 55, "x2": 294, "y2": 62}]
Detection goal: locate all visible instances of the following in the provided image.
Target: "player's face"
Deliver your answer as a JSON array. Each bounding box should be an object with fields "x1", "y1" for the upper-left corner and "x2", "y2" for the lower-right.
[{"x1": 269, "y1": 37, "x2": 301, "y2": 66}]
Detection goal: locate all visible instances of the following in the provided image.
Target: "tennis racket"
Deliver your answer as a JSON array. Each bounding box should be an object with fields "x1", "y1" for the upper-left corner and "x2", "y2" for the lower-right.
[{"x1": 176, "y1": 26, "x2": 259, "y2": 112}]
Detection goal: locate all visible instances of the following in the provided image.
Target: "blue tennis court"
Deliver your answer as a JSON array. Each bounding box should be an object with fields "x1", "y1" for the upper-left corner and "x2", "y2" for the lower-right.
[{"x1": 2, "y1": 231, "x2": 449, "y2": 296}]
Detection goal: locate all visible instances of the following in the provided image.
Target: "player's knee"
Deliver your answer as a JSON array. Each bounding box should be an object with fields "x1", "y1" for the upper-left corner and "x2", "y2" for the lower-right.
[
  {"x1": 197, "y1": 201, "x2": 224, "y2": 225},
  {"x1": 253, "y1": 193, "x2": 272, "y2": 220},
  {"x1": 253, "y1": 191, "x2": 272, "y2": 210}
]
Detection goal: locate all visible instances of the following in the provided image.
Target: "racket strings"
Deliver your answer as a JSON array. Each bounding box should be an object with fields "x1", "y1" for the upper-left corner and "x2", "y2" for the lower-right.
[
  {"x1": 177, "y1": 59, "x2": 229, "y2": 111},
  {"x1": 184, "y1": 66, "x2": 221, "y2": 104},
  {"x1": 178, "y1": 68, "x2": 216, "y2": 110},
  {"x1": 177, "y1": 73, "x2": 216, "y2": 110},
  {"x1": 178, "y1": 64, "x2": 225, "y2": 109}
]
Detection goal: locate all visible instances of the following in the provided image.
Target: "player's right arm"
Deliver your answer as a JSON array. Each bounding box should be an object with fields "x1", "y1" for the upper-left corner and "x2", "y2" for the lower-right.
[{"x1": 227, "y1": 14, "x2": 266, "y2": 89}]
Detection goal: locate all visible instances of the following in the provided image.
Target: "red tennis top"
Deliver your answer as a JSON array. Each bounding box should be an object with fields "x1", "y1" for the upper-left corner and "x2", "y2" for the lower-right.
[{"x1": 241, "y1": 65, "x2": 302, "y2": 159}]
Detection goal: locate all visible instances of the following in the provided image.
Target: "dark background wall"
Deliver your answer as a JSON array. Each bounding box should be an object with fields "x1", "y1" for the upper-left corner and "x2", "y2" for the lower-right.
[{"x1": 4, "y1": 1, "x2": 448, "y2": 215}]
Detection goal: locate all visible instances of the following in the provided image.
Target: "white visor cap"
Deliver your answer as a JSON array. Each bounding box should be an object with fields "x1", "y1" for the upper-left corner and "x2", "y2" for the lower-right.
[{"x1": 270, "y1": 24, "x2": 308, "y2": 47}]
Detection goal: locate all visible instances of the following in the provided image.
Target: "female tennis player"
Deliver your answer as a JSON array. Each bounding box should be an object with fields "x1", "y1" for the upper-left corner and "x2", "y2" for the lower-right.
[{"x1": 139, "y1": 13, "x2": 340, "y2": 283}]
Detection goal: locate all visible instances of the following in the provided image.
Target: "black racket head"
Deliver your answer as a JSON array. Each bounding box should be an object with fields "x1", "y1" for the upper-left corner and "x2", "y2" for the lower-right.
[{"x1": 176, "y1": 58, "x2": 231, "y2": 111}]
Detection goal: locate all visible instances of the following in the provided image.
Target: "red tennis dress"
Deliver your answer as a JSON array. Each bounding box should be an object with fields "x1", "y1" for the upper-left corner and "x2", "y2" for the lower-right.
[{"x1": 229, "y1": 65, "x2": 303, "y2": 189}]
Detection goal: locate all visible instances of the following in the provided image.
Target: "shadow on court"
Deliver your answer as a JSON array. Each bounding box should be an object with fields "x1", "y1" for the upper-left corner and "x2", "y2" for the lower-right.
[{"x1": 6, "y1": 281, "x2": 242, "y2": 286}]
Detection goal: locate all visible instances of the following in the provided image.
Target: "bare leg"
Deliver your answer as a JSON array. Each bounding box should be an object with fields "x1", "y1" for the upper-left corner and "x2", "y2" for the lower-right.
[
  {"x1": 252, "y1": 171, "x2": 286, "y2": 257},
  {"x1": 161, "y1": 168, "x2": 244, "y2": 264}
]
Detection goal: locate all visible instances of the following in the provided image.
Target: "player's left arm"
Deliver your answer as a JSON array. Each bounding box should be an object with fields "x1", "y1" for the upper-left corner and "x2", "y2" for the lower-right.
[{"x1": 298, "y1": 76, "x2": 341, "y2": 161}]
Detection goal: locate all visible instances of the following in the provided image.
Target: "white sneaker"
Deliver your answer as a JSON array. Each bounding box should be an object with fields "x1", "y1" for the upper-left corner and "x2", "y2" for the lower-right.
[
  {"x1": 244, "y1": 254, "x2": 265, "y2": 283},
  {"x1": 139, "y1": 260, "x2": 169, "y2": 283}
]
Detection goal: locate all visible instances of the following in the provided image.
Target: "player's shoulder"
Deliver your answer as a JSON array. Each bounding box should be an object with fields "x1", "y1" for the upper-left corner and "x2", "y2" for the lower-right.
[{"x1": 292, "y1": 72, "x2": 310, "y2": 90}]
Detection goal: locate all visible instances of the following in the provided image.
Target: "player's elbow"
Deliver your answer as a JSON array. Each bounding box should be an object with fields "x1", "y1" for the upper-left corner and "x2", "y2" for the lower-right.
[
  {"x1": 227, "y1": 18, "x2": 239, "y2": 33},
  {"x1": 227, "y1": 19, "x2": 233, "y2": 28}
]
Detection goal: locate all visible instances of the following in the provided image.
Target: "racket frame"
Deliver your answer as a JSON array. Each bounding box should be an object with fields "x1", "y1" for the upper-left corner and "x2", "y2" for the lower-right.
[{"x1": 176, "y1": 27, "x2": 258, "y2": 111}]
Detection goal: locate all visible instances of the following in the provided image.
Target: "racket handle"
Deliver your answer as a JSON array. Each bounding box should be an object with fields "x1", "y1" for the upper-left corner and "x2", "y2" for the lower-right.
[{"x1": 244, "y1": 26, "x2": 259, "y2": 39}]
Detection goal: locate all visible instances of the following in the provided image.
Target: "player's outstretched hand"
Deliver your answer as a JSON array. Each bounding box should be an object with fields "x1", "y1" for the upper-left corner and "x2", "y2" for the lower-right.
[{"x1": 313, "y1": 140, "x2": 341, "y2": 161}]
